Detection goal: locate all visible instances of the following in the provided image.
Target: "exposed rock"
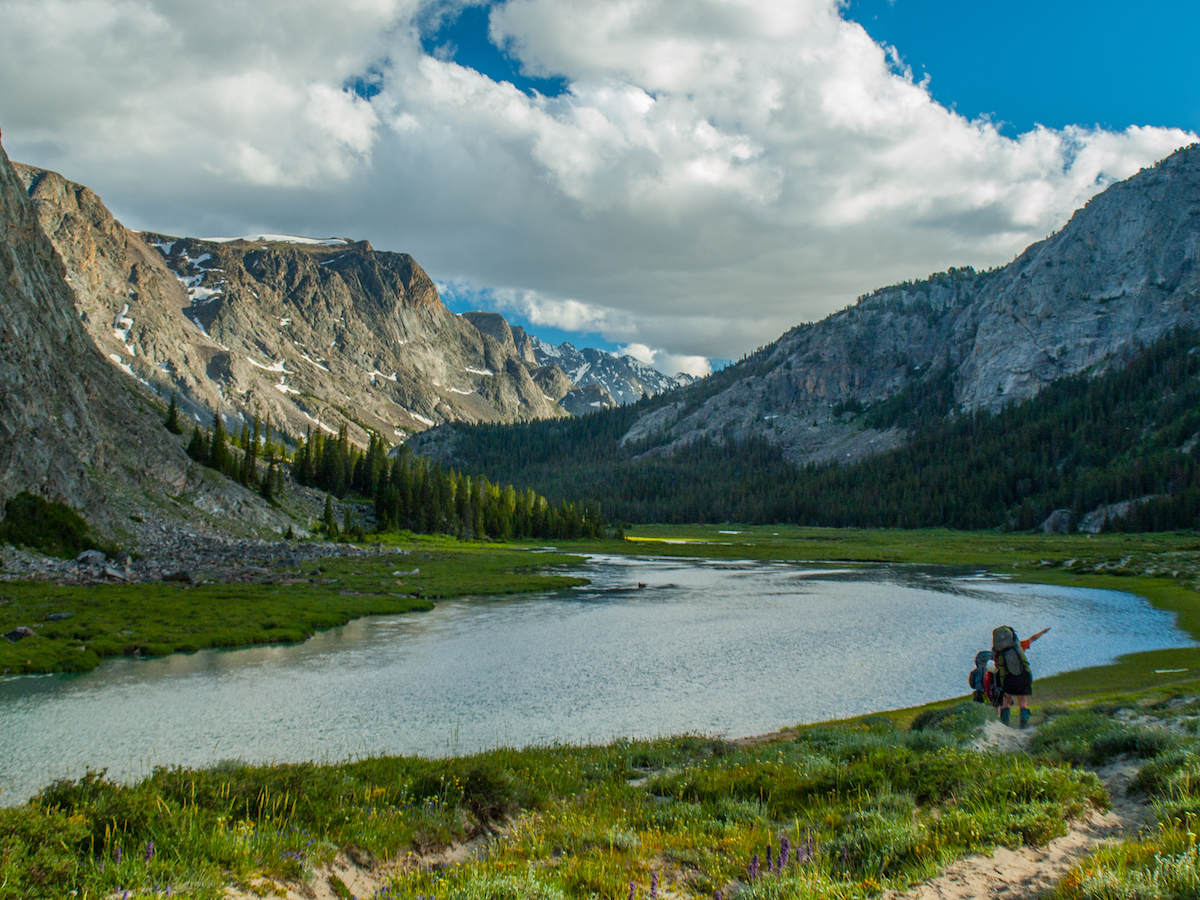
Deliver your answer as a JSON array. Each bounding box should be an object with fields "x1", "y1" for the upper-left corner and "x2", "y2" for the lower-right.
[
  {"x1": 0, "y1": 143, "x2": 319, "y2": 539},
  {"x1": 14, "y1": 163, "x2": 568, "y2": 451},
  {"x1": 561, "y1": 383, "x2": 619, "y2": 416},
  {"x1": 527, "y1": 337, "x2": 696, "y2": 405},
  {"x1": 4, "y1": 626, "x2": 34, "y2": 641},
  {"x1": 76, "y1": 549, "x2": 106, "y2": 565},
  {"x1": 614, "y1": 143, "x2": 1200, "y2": 467},
  {"x1": 1078, "y1": 497, "x2": 1156, "y2": 534},
  {"x1": 531, "y1": 364, "x2": 574, "y2": 402},
  {"x1": 1041, "y1": 509, "x2": 1073, "y2": 534}
]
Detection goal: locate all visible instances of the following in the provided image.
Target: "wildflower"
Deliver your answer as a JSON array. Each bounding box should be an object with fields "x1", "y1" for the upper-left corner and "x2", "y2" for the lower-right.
[
  {"x1": 628, "y1": 881, "x2": 636, "y2": 900},
  {"x1": 749, "y1": 853, "x2": 760, "y2": 881},
  {"x1": 650, "y1": 870, "x2": 658, "y2": 900},
  {"x1": 114, "y1": 846, "x2": 122, "y2": 865},
  {"x1": 766, "y1": 844, "x2": 773, "y2": 872},
  {"x1": 145, "y1": 841, "x2": 155, "y2": 862},
  {"x1": 779, "y1": 834, "x2": 790, "y2": 869}
]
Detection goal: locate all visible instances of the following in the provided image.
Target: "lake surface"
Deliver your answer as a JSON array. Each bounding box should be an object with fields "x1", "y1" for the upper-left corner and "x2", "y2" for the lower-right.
[{"x1": 1, "y1": 555, "x2": 1193, "y2": 803}]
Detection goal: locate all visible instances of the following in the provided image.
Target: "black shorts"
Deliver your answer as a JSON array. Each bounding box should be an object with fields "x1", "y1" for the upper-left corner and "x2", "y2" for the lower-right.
[{"x1": 1003, "y1": 671, "x2": 1033, "y2": 696}]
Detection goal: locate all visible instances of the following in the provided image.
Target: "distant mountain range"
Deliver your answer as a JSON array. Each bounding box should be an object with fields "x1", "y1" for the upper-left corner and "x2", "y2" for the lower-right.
[{"x1": 409, "y1": 142, "x2": 1200, "y2": 531}]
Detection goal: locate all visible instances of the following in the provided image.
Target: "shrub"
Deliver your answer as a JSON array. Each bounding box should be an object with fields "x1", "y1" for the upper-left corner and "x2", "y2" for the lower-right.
[
  {"x1": 0, "y1": 492, "x2": 107, "y2": 558},
  {"x1": 910, "y1": 702, "x2": 988, "y2": 739}
]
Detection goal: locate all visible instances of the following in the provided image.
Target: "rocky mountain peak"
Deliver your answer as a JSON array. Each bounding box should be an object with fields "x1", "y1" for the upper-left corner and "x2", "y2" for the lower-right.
[{"x1": 615, "y1": 141, "x2": 1200, "y2": 467}]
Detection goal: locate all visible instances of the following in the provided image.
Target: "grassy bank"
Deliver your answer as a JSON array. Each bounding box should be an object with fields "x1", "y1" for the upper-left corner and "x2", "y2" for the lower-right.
[
  {"x1": 0, "y1": 544, "x2": 587, "y2": 675},
  {"x1": 1, "y1": 703, "x2": 1111, "y2": 900}
]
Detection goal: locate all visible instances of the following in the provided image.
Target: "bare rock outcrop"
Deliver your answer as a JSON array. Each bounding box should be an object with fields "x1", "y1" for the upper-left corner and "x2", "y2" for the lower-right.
[
  {"x1": 0, "y1": 140, "x2": 293, "y2": 537},
  {"x1": 14, "y1": 164, "x2": 569, "y2": 450},
  {"x1": 617, "y1": 142, "x2": 1200, "y2": 466}
]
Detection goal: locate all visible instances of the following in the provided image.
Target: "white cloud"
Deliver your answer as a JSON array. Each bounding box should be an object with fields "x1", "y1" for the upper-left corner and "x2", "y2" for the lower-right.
[
  {"x1": 620, "y1": 343, "x2": 712, "y2": 377},
  {"x1": 0, "y1": 0, "x2": 1193, "y2": 366}
]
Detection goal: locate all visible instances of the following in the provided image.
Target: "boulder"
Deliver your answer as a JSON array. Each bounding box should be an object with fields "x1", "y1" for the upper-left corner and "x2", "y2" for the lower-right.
[
  {"x1": 1040, "y1": 509, "x2": 1073, "y2": 534},
  {"x1": 4, "y1": 626, "x2": 35, "y2": 642},
  {"x1": 76, "y1": 549, "x2": 106, "y2": 565}
]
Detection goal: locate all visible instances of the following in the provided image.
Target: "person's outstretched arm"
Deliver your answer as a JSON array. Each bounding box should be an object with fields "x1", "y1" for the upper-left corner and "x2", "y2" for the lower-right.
[{"x1": 1021, "y1": 627, "x2": 1050, "y2": 650}]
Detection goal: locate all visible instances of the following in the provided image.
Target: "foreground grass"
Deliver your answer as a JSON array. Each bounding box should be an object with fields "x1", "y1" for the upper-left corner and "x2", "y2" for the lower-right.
[
  {"x1": 1, "y1": 705, "x2": 1112, "y2": 900},
  {"x1": 0, "y1": 545, "x2": 586, "y2": 674}
]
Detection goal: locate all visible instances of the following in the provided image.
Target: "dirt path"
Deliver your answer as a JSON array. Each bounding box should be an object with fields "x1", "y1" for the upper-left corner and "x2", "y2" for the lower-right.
[{"x1": 885, "y1": 722, "x2": 1151, "y2": 900}]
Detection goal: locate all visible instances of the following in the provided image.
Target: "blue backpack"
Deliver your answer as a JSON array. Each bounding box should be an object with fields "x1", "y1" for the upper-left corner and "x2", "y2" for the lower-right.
[{"x1": 969, "y1": 650, "x2": 1002, "y2": 705}]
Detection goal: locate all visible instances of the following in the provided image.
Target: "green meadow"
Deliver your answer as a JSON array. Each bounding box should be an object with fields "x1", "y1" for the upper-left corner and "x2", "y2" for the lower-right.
[{"x1": 5, "y1": 526, "x2": 1200, "y2": 899}]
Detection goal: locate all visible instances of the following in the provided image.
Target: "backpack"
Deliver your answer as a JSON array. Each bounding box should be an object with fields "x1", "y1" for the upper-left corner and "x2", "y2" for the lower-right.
[
  {"x1": 968, "y1": 650, "x2": 1002, "y2": 705},
  {"x1": 992, "y1": 626, "x2": 1027, "y2": 678}
]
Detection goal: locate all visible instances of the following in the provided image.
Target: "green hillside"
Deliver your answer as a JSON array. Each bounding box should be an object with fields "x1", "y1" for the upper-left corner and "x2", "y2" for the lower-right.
[{"x1": 417, "y1": 328, "x2": 1200, "y2": 531}]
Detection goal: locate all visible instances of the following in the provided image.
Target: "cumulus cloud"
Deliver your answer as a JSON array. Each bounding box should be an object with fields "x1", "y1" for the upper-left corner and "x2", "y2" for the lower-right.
[
  {"x1": 0, "y1": 0, "x2": 1193, "y2": 366},
  {"x1": 620, "y1": 343, "x2": 711, "y2": 378}
]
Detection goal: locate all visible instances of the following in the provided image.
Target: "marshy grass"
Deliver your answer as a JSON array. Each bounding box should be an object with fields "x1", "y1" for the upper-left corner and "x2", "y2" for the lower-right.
[{"x1": 0, "y1": 547, "x2": 587, "y2": 674}]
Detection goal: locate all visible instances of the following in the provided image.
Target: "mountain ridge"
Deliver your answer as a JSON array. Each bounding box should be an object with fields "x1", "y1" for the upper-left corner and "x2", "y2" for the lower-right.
[
  {"x1": 15, "y1": 162, "x2": 698, "y2": 454},
  {"x1": 599, "y1": 142, "x2": 1200, "y2": 466}
]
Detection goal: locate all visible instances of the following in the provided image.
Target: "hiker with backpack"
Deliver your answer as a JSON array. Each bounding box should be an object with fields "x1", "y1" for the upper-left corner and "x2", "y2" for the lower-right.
[{"x1": 992, "y1": 625, "x2": 1049, "y2": 728}]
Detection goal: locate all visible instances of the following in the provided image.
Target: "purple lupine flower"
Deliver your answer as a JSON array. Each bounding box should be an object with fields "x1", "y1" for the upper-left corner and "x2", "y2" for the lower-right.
[
  {"x1": 713, "y1": 892, "x2": 723, "y2": 900},
  {"x1": 840, "y1": 845, "x2": 850, "y2": 866},
  {"x1": 650, "y1": 870, "x2": 658, "y2": 900},
  {"x1": 628, "y1": 880, "x2": 636, "y2": 900},
  {"x1": 114, "y1": 846, "x2": 122, "y2": 864},
  {"x1": 749, "y1": 853, "x2": 760, "y2": 881},
  {"x1": 145, "y1": 841, "x2": 155, "y2": 862},
  {"x1": 765, "y1": 844, "x2": 773, "y2": 872},
  {"x1": 779, "y1": 834, "x2": 790, "y2": 869}
]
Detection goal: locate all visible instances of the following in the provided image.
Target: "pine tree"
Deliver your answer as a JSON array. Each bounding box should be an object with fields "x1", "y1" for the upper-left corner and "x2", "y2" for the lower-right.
[
  {"x1": 210, "y1": 413, "x2": 230, "y2": 474},
  {"x1": 186, "y1": 424, "x2": 208, "y2": 462},
  {"x1": 323, "y1": 493, "x2": 336, "y2": 535},
  {"x1": 165, "y1": 393, "x2": 183, "y2": 434}
]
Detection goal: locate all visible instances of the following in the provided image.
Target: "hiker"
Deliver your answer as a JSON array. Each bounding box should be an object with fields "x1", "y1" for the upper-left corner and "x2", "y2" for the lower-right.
[{"x1": 993, "y1": 626, "x2": 1049, "y2": 729}]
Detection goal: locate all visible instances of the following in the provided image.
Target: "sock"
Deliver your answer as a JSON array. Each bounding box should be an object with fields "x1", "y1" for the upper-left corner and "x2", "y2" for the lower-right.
[
  {"x1": 1000, "y1": 707, "x2": 1011, "y2": 726},
  {"x1": 1019, "y1": 708, "x2": 1031, "y2": 729}
]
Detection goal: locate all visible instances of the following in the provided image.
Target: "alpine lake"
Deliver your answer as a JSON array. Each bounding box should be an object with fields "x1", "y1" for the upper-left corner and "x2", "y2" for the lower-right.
[{"x1": 1, "y1": 551, "x2": 1192, "y2": 804}]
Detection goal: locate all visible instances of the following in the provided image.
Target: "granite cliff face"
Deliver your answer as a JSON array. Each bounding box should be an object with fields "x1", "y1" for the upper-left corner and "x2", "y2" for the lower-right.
[
  {"x1": 620, "y1": 143, "x2": 1200, "y2": 465},
  {"x1": 0, "y1": 141, "x2": 292, "y2": 535},
  {"x1": 16, "y1": 165, "x2": 574, "y2": 450}
]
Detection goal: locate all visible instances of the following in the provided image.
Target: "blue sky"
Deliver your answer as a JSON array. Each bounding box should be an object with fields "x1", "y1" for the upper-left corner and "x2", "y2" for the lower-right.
[
  {"x1": 2, "y1": 0, "x2": 1194, "y2": 375},
  {"x1": 846, "y1": 0, "x2": 1200, "y2": 136},
  {"x1": 431, "y1": 1, "x2": 1200, "y2": 137}
]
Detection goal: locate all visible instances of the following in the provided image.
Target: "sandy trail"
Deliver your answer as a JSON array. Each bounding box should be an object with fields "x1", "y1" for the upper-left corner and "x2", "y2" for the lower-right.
[{"x1": 884, "y1": 722, "x2": 1151, "y2": 900}]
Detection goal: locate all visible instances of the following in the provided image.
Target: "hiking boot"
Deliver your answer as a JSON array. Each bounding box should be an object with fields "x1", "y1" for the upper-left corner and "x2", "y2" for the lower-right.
[
  {"x1": 1019, "y1": 708, "x2": 1031, "y2": 730},
  {"x1": 1000, "y1": 708, "x2": 1011, "y2": 726}
]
